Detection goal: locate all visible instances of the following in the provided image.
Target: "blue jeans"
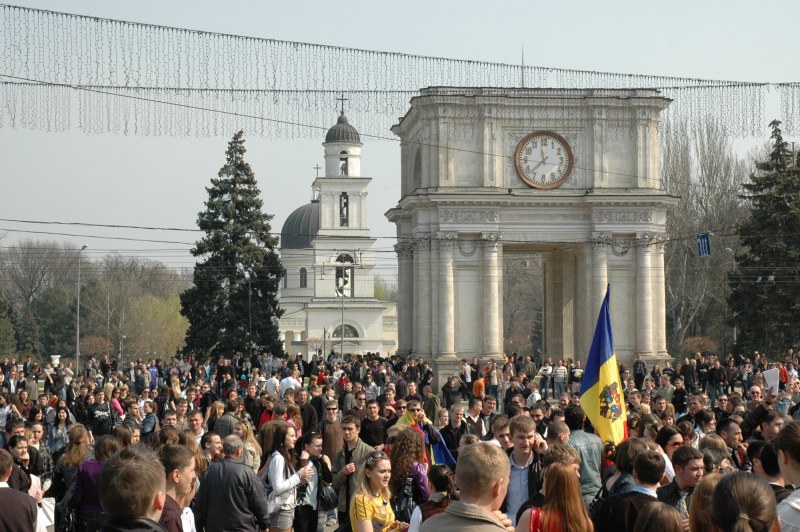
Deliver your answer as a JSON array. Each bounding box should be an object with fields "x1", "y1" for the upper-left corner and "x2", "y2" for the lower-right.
[{"x1": 540, "y1": 377, "x2": 550, "y2": 399}]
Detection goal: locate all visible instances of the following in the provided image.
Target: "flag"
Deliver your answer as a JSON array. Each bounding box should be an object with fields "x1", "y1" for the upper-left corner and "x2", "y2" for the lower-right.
[{"x1": 579, "y1": 285, "x2": 628, "y2": 445}]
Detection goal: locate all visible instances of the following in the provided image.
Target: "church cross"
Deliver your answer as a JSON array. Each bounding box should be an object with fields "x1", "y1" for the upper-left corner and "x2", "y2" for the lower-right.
[
  {"x1": 336, "y1": 93, "x2": 349, "y2": 114},
  {"x1": 314, "y1": 164, "x2": 322, "y2": 178}
]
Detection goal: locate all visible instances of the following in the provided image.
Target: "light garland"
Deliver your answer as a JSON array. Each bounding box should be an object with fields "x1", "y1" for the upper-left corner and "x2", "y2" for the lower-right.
[{"x1": 0, "y1": 4, "x2": 792, "y2": 138}]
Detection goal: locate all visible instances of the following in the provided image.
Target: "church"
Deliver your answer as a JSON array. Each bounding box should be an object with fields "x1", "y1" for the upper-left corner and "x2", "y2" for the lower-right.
[{"x1": 276, "y1": 111, "x2": 398, "y2": 360}]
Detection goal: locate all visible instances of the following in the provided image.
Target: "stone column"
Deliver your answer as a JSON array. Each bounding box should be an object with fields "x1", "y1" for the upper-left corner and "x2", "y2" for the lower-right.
[
  {"x1": 413, "y1": 235, "x2": 432, "y2": 357},
  {"x1": 437, "y1": 232, "x2": 457, "y2": 357},
  {"x1": 394, "y1": 241, "x2": 414, "y2": 355},
  {"x1": 591, "y1": 232, "x2": 611, "y2": 316},
  {"x1": 652, "y1": 237, "x2": 668, "y2": 356},
  {"x1": 482, "y1": 233, "x2": 501, "y2": 358},
  {"x1": 636, "y1": 233, "x2": 654, "y2": 357}
]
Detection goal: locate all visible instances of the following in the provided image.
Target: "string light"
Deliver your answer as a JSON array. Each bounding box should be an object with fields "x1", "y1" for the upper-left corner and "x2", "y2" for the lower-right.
[{"x1": 0, "y1": 4, "x2": 790, "y2": 138}]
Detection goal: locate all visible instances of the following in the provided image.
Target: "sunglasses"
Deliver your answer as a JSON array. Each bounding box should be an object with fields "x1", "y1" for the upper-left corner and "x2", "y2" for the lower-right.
[
  {"x1": 408, "y1": 408, "x2": 421, "y2": 412},
  {"x1": 367, "y1": 451, "x2": 389, "y2": 463},
  {"x1": 326, "y1": 408, "x2": 338, "y2": 411},
  {"x1": 396, "y1": 405, "x2": 407, "y2": 410}
]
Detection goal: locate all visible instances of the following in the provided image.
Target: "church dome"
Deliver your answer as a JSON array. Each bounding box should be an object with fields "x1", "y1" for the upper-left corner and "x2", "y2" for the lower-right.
[
  {"x1": 325, "y1": 112, "x2": 361, "y2": 144},
  {"x1": 280, "y1": 201, "x2": 320, "y2": 250}
]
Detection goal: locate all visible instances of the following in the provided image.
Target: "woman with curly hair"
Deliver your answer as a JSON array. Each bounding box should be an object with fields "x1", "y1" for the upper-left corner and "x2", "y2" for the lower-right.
[{"x1": 388, "y1": 428, "x2": 429, "y2": 509}]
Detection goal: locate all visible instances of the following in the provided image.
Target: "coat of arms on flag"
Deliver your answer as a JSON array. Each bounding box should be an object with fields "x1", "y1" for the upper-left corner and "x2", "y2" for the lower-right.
[{"x1": 599, "y1": 382, "x2": 623, "y2": 420}]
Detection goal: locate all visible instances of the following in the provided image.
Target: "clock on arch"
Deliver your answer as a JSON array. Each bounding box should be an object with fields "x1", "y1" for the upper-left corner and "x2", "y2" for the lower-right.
[{"x1": 513, "y1": 131, "x2": 574, "y2": 189}]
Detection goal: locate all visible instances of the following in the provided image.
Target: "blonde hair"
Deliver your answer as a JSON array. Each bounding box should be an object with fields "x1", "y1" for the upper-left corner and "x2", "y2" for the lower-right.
[
  {"x1": 455, "y1": 442, "x2": 509, "y2": 498},
  {"x1": 356, "y1": 452, "x2": 392, "y2": 500}
]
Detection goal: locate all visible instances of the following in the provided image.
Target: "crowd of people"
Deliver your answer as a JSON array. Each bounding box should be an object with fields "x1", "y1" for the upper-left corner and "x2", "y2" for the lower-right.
[{"x1": 0, "y1": 348, "x2": 798, "y2": 532}]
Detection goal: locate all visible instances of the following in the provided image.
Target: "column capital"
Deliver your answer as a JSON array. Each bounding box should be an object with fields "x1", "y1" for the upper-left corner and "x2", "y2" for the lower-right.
[
  {"x1": 591, "y1": 231, "x2": 612, "y2": 249},
  {"x1": 436, "y1": 231, "x2": 458, "y2": 250},
  {"x1": 394, "y1": 241, "x2": 413, "y2": 258},
  {"x1": 481, "y1": 232, "x2": 502, "y2": 251},
  {"x1": 634, "y1": 232, "x2": 655, "y2": 248},
  {"x1": 412, "y1": 235, "x2": 431, "y2": 252}
]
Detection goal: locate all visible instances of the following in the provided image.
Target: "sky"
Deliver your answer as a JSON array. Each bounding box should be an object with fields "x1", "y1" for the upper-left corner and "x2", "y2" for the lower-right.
[{"x1": 2, "y1": 0, "x2": 799, "y2": 284}]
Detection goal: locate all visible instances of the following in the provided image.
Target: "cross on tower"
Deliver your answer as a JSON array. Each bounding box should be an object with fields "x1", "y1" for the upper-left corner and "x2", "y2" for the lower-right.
[
  {"x1": 313, "y1": 164, "x2": 322, "y2": 178},
  {"x1": 336, "y1": 93, "x2": 349, "y2": 114}
]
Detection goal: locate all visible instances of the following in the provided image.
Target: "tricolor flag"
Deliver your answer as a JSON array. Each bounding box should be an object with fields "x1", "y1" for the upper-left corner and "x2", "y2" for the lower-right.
[{"x1": 579, "y1": 285, "x2": 628, "y2": 445}]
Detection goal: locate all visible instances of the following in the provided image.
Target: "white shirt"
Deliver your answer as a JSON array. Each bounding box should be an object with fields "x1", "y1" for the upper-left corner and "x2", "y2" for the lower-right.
[
  {"x1": 265, "y1": 377, "x2": 281, "y2": 398},
  {"x1": 181, "y1": 507, "x2": 197, "y2": 532},
  {"x1": 279, "y1": 376, "x2": 302, "y2": 396}
]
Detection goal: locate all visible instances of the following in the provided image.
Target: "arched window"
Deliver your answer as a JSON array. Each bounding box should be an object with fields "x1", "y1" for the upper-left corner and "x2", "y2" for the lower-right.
[
  {"x1": 332, "y1": 324, "x2": 359, "y2": 338},
  {"x1": 339, "y1": 151, "x2": 349, "y2": 176},
  {"x1": 335, "y1": 254, "x2": 354, "y2": 298},
  {"x1": 299, "y1": 268, "x2": 307, "y2": 288},
  {"x1": 283, "y1": 274, "x2": 287, "y2": 289}
]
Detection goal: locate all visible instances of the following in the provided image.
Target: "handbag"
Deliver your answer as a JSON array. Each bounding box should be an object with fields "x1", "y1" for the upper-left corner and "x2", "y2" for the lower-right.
[
  {"x1": 390, "y1": 476, "x2": 416, "y2": 522},
  {"x1": 320, "y1": 484, "x2": 338, "y2": 511}
]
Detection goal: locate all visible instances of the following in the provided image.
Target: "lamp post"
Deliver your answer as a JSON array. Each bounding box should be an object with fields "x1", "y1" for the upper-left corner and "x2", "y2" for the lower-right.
[{"x1": 75, "y1": 244, "x2": 87, "y2": 371}]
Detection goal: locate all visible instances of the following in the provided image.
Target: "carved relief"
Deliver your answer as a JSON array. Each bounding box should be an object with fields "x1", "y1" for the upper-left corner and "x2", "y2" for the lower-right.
[
  {"x1": 594, "y1": 210, "x2": 653, "y2": 223},
  {"x1": 458, "y1": 239, "x2": 478, "y2": 257},
  {"x1": 439, "y1": 209, "x2": 500, "y2": 224}
]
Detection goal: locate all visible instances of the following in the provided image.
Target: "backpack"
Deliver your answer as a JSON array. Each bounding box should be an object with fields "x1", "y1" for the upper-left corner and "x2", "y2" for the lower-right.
[{"x1": 391, "y1": 477, "x2": 416, "y2": 522}]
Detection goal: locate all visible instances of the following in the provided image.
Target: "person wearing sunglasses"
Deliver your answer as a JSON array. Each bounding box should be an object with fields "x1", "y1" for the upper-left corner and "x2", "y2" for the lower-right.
[{"x1": 349, "y1": 450, "x2": 408, "y2": 532}]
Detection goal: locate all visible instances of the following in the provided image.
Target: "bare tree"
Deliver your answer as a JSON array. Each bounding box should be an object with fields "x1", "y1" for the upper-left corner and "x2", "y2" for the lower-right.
[{"x1": 662, "y1": 119, "x2": 750, "y2": 354}]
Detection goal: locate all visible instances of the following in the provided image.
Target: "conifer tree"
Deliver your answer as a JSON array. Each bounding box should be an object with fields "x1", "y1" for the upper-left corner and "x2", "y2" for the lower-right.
[
  {"x1": 728, "y1": 120, "x2": 800, "y2": 357},
  {"x1": 181, "y1": 131, "x2": 284, "y2": 360}
]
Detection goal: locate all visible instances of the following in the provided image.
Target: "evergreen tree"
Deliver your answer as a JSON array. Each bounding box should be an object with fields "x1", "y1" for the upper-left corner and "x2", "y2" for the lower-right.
[
  {"x1": 0, "y1": 300, "x2": 16, "y2": 357},
  {"x1": 728, "y1": 120, "x2": 800, "y2": 357},
  {"x1": 14, "y1": 306, "x2": 42, "y2": 355},
  {"x1": 180, "y1": 131, "x2": 284, "y2": 360},
  {"x1": 31, "y1": 287, "x2": 75, "y2": 355}
]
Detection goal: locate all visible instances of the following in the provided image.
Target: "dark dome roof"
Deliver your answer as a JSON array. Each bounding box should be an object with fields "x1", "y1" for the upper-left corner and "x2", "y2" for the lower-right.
[
  {"x1": 325, "y1": 112, "x2": 361, "y2": 144},
  {"x1": 281, "y1": 201, "x2": 320, "y2": 250}
]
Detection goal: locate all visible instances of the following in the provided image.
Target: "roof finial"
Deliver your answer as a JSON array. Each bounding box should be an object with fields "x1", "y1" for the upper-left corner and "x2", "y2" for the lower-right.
[{"x1": 336, "y1": 92, "x2": 349, "y2": 115}]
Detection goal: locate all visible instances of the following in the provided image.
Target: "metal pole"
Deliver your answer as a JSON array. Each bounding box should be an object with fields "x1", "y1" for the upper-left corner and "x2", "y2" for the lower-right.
[
  {"x1": 76, "y1": 245, "x2": 87, "y2": 372},
  {"x1": 340, "y1": 287, "x2": 344, "y2": 357},
  {"x1": 248, "y1": 276, "x2": 252, "y2": 358}
]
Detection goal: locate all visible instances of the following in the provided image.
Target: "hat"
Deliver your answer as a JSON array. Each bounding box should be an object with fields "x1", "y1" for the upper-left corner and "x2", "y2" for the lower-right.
[{"x1": 258, "y1": 376, "x2": 267, "y2": 382}]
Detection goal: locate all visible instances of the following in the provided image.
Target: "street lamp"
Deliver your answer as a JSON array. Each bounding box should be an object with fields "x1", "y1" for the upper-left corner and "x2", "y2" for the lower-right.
[{"x1": 75, "y1": 244, "x2": 87, "y2": 372}]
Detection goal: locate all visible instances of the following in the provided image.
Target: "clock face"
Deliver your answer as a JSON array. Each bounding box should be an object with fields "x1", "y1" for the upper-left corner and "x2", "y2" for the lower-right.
[{"x1": 514, "y1": 131, "x2": 574, "y2": 189}]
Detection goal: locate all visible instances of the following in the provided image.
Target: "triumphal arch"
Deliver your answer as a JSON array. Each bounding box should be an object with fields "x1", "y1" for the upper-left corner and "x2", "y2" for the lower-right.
[{"x1": 386, "y1": 88, "x2": 676, "y2": 382}]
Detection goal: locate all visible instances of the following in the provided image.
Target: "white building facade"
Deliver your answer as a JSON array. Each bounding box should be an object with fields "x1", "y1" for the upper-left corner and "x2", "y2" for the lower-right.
[
  {"x1": 278, "y1": 112, "x2": 397, "y2": 359},
  {"x1": 386, "y1": 88, "x2": 676, "y2": 383}
]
